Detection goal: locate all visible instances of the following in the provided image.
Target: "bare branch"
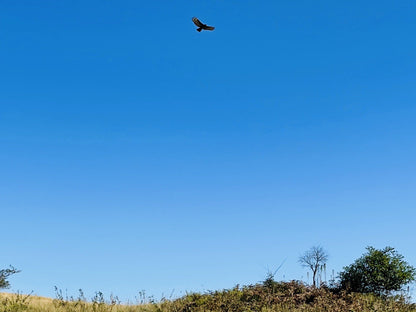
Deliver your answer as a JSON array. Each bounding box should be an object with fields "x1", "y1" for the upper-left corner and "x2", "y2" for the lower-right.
[
  {"x1": 0, "y1": 265, "x2": 21, "y2": 289},
  {"x1": 299, "y1": 246, "x2": 328, "y2": 287}
]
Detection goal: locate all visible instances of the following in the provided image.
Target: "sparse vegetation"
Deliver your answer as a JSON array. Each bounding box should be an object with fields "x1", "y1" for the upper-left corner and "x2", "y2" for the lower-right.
[
  {"x1": 0, "y1": 266, "x2": 20, "y2": 290},
  {"x1": 1, "y1": 246, "x2": 415, "y2": 311},
  {"x1": 2, "y1": 280, "x2": 416, "y2": 312},
  {"x1": 0, "y1": 292, "x2": 31, "y2": 312}
]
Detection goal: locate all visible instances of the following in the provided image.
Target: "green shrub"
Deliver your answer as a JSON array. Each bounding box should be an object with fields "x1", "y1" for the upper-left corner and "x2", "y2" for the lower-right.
[{"x1": 339, "y1": 246, "x2": 416, "y2": 296}]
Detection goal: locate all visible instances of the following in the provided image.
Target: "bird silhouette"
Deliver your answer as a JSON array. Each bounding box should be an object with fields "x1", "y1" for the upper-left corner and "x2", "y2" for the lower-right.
[{"x1": 192, "y1": 17, "x2": 215, "y2": 32}]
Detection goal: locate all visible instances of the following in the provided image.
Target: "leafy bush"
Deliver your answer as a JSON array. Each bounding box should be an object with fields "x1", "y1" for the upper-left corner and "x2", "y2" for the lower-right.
[{"x1": 339, "y1": 246, "x2": 416, "y2": 296}]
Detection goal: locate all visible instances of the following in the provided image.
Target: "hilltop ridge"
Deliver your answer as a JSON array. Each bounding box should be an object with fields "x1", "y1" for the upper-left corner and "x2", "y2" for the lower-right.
[{"x1": 1, "y1": 281, "x2": 416, "y2": 312}]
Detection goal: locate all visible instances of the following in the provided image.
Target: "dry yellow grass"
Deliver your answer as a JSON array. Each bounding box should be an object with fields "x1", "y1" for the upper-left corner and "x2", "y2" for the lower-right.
[
  {"x1": 1, "y1": 292, "x2": 52, "y2": 305},
  {"x1": 0, "y1": 291, "x2": 154, "y2": 312}
]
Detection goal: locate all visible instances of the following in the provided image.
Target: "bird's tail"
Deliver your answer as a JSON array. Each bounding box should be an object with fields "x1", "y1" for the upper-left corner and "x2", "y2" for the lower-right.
[{"x1": 196, "y1": 28, "x2": 202, "y2": 32}]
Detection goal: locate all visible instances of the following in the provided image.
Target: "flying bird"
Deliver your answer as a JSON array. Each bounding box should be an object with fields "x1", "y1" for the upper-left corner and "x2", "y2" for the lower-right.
[{"x1": 192, "y1": 17, "x2": 215, "y2": 32}]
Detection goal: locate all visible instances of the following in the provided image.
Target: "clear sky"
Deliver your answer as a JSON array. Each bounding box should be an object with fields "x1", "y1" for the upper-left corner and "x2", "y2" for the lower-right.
[{"x1": 1, "y1": 0, "x2": 416, "y2": 303}]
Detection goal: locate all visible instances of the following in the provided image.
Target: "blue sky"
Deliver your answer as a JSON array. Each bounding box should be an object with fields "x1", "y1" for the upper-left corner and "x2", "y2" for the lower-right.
[{"x1": 1, "y1": 0, "x2": 416, "y2": 302}]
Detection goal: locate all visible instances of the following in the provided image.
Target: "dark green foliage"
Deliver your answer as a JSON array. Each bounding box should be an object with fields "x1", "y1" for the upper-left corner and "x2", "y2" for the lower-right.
[
  {"x1": 263, "y1": 272, "x2": 278, "y2": 291},
  {"x1": 0, "y1": 266, "x2": 20, "y2": 289},
  {"x1": 339, "y1": 246, "x2": 416, "y2": 296}
]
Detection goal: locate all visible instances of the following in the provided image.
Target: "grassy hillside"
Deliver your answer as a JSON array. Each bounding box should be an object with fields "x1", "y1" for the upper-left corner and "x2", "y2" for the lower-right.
[
  {"x1": 2, "y1": 281, "x2": 416, "y2": 312},
  {"x1": 0, "y1": 292, "x2": 52, "y2": 305}
]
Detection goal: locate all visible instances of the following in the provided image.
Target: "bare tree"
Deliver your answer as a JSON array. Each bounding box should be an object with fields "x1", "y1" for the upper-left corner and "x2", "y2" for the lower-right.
[{"x1": 299, "y1": 246, "x2": 328, "y2": 287}]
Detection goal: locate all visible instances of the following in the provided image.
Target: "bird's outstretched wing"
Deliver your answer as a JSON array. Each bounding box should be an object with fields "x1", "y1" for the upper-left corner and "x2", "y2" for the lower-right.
[
  {"x1": 192, "y1": 17, "x2": 215, "y2": 31},
  {"x1": 192, "y1": 17, "x2": 204, "y2": 28}
]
